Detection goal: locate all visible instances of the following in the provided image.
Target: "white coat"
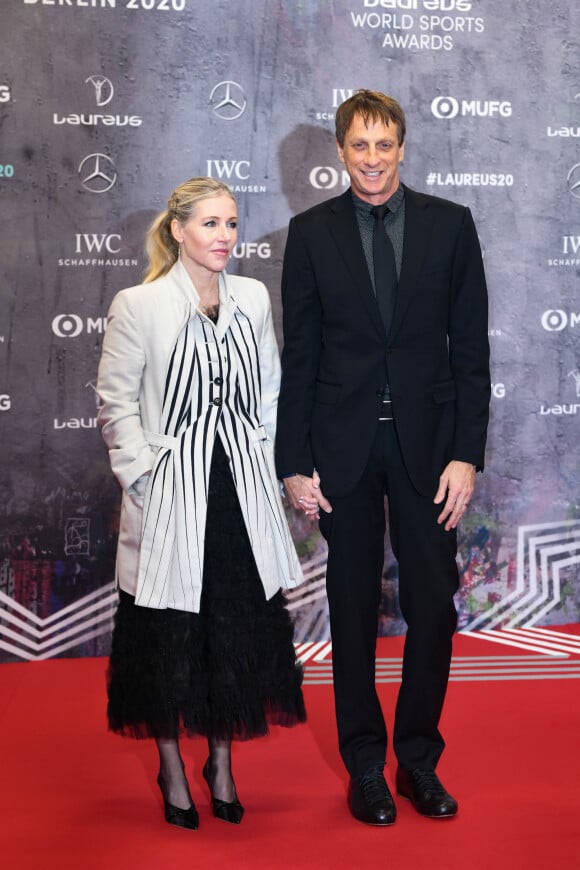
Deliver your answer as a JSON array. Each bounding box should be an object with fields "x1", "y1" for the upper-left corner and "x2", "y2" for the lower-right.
[{"x1": 97, "y1": 259, "x2": 304, "y2": 612}]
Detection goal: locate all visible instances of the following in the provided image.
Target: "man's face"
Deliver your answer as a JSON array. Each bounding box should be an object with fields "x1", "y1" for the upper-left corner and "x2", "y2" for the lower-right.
[{"x1": 337, "y1": 114, "x2": 404, "y2": 205}]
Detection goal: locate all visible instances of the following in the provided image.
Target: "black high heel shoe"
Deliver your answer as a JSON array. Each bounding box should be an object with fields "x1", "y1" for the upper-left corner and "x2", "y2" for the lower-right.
[
  {"x1": 202, "y1": 758, "x2": 245, "y2": 824},
  {"x1": 156, "y1": 774, "x2": 199, "y2": 831}
]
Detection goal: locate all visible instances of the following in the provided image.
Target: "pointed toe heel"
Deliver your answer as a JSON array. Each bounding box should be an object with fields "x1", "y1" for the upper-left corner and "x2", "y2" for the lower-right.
[
  {"x1": 202, "y1": 759, "x2": 245, "y2": 825},
  {"x1": 157, "y1": 774, "x2": 199, "y2": 831},
  {"x1": 210, "y1": 795, "x2": 245, "y2": 825}
]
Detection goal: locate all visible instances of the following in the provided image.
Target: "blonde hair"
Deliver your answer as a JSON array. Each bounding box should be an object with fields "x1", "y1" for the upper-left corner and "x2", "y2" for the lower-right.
[{"x1": 143, "y1": 177, "x2": 236, "y2": 283}]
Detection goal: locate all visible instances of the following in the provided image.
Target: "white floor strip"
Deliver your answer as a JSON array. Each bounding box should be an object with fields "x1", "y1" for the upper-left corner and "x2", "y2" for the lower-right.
[
  {"x1": 461, "y1": 630, "x2": 566, "y2": 656},
  {"x1": 517, "y1": 626, "x2": 580, "y2": 645},
  {"x1": 486, "y1": 628, "x2": 580, "y2": 656}
]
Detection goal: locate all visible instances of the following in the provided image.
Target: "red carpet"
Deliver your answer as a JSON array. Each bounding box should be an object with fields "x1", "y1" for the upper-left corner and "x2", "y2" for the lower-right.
[{"x1": 1, "y1": 628, "x2": 579, "y2": 869}]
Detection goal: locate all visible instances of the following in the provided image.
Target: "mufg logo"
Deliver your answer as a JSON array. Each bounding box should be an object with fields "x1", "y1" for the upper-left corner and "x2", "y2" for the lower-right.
[
  {"x1": 308, "y1": 166, "x2": 350, "y2": 189},
  {"x1": 541, "y1": 310, "x2": 580, "y2": 331},
  {"x1": 431, "y1": 97, "x2": 512, "y2": 119},
  {"x1": 52, "y1": 315, "x2": 107, "y2": 338}
]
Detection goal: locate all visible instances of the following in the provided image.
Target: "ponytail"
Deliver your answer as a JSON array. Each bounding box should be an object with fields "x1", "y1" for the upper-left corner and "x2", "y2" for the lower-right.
[{"x1": 143, "y1": 210, "x2": 179, "y2": 283}]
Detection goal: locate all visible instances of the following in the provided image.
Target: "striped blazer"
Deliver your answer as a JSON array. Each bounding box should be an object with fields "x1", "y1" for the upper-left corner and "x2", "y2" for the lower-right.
[{"x1": 97, "y1": 259, "x2": 304, "y2": 612}]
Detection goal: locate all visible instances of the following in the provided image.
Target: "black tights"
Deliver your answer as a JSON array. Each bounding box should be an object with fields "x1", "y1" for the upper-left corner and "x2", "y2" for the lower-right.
[{"x1": 156, "y1": 737, "x2": 236, "y2": 809}]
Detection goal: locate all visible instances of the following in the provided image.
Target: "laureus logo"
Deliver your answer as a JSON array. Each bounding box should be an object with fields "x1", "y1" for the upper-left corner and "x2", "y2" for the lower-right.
[
  {"x1": 568, "y1": 370, "x2": 580, "y2": 398},
  {"x1": 85, "y1": 75, "x2": 114, "y2": 107},
  {"x1": 53, "y1": 75, "x2": 142, "y2": 129}
]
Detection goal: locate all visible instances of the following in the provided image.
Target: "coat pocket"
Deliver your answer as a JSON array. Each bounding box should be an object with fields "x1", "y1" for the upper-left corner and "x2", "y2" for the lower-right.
[
  {"x1": 314, "y1": 380, "x2": 341, "y2": 405},
  {"x1": 432, "y1": 379, "x2": 456, "y2": 404}
]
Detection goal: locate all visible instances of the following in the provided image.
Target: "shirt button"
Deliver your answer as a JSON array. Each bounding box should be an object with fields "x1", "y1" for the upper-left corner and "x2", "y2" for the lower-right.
[
  {"x1": 214, "y1": 377, "x2": 223, "y2": 386},
  {"x1": 212, "y1": 397, "x2": 222, "y2": 407}
]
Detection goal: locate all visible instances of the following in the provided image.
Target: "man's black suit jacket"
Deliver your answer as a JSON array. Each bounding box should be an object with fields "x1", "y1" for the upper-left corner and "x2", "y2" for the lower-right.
[{"x1": 275, "y1": 185, "x2": 491, "y2": 499}]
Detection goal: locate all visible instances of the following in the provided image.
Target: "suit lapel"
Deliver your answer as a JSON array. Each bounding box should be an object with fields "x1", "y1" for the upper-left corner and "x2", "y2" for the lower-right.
[
  {"x1": 325, "y1": 187, "x2": 435, "y2": 342},
  {"x1": 389, "y1": 185, "x2": 433, "y2": 340},
  {"x1": 216, "y1": 271, "x2": 237, "y2": 339},
  {"x1": 328, "y1": 191, "x2": 386, "y2": 340}
]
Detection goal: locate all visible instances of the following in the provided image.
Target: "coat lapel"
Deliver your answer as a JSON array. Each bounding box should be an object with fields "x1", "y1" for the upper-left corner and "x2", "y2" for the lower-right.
[
  {"x1": 389, "y1": 185, "x2": 433, "y2": 340},
  {"x1": 168, "y1": 260, "x2": 237, "y2": 342},
  {"x1": 328, "y1": 191, "x2": 386, "y2": 341},
  {"x1": 216, "y1": 271, "x2": 238, "y2": 339}
]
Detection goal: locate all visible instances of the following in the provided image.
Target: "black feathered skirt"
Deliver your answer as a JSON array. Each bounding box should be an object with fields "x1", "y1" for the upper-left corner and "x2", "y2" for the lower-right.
[{"x1": 107, "y1": 437, "x2": 306, "y2": 740}]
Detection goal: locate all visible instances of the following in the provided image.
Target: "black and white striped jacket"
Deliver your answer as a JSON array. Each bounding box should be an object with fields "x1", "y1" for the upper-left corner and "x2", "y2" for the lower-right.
[{"x1": 97, "y1": 259, "x2": 303, "y2": 612}]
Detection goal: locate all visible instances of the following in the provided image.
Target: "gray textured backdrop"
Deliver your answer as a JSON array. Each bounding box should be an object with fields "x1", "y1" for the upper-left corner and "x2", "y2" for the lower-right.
[{"x1": 1, "y1": 0, "x2": 579, "y2": 661}]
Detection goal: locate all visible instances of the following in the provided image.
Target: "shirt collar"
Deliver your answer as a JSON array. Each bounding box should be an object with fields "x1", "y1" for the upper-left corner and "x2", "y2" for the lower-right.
[
  {"x1": 351, "y1": 184, "x2": 404, "y2": 217},
  {"x1": 171, "y1": 258, "x2": 235, "y2": 309}
]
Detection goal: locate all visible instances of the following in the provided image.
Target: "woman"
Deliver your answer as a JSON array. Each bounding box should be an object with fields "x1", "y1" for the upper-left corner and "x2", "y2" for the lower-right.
[{"x1": 97, "y1": 177, "x2": 306, "y2": 830}]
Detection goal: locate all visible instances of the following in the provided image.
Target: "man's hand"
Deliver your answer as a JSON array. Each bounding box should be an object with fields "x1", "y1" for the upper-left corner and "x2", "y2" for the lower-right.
[
  {"x1": 434, "y1": 460, "x2": 476, "y2": 531},
  {"x1": 283, "y1": 471, "x2": 332, "y2": 521}
]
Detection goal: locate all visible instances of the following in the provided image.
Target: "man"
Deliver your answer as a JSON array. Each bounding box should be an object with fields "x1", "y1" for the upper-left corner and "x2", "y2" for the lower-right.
[{"x1": 275, "y1": 90, "x2": 490, "y2": 825}]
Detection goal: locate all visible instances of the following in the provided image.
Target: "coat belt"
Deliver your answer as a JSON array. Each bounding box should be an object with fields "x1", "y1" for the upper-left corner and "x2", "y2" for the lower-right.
[{"x1": 144, "y1": 430, "x2": 180, "y2": 449}]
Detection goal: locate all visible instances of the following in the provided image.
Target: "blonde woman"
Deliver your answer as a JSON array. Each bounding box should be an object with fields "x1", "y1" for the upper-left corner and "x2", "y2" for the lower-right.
[{"x1": 97, "y1": 177, "x2": 305, "y2": 830}]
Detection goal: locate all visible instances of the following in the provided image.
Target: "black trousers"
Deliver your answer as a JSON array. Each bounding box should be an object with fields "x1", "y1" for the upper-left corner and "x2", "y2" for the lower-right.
[{"x1": 318, "y1": 422, "x2": 459, "y2": 778}]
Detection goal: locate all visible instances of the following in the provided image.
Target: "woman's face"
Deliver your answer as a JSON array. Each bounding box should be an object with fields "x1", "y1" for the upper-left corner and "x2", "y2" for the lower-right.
[{"x1": 171, "y1": 194, "x2": 238, "y2": 278}]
